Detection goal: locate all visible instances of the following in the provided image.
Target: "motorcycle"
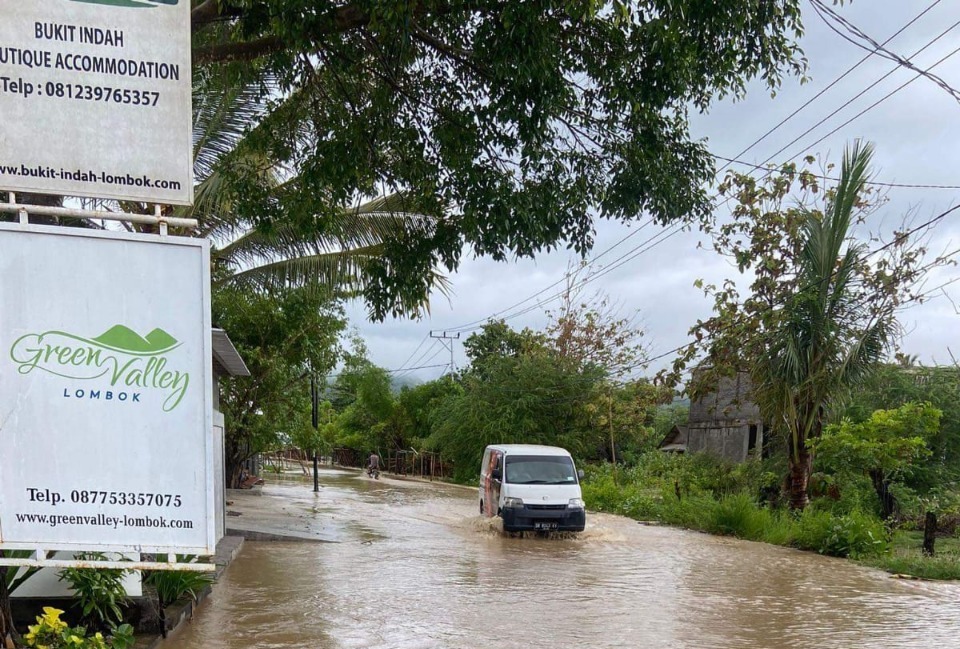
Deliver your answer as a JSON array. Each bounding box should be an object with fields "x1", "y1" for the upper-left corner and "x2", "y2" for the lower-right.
[{"x1": 366, "y1": 465, "x2": 381, "y2": 480}]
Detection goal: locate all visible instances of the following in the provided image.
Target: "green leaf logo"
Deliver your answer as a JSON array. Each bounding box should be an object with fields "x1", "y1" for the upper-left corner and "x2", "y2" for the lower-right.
[
  {"x1": 10, "y1": 326, "x2": 189, "y2": 411},
  {"x1": 67, "y1": 0, "x2": 179, "y2": 8}
]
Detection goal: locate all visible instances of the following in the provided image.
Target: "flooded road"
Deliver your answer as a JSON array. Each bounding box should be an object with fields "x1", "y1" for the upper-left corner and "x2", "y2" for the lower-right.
[{"x1": 169, "y1": 469, "x2": 960, "y2": 648}]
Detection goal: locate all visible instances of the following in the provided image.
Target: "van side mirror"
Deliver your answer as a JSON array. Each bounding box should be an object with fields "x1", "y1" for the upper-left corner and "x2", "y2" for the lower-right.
[
  {"x1": 492, "y1": 468, "x2": 502, "y2": 481},
  {"x1": 577, "y1": 469, "x2": 585, "y2": 480}
]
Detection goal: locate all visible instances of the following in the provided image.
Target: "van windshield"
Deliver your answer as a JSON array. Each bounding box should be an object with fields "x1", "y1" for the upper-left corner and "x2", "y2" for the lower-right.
[{"x1": 504, "y1": 455, "x2": 577, "y2": 485}]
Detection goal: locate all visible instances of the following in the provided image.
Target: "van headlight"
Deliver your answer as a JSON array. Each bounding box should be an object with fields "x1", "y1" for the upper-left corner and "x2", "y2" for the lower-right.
[
  {"x1": 567, "y1": 498, "x2": 585, "y2": 510},
  {"x1": 503, "y1": 497, "x2": 524, "y2": 509}
]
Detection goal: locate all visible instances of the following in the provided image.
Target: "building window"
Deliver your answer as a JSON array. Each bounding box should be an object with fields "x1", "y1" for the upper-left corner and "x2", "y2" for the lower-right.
[{"x1": 748, "y1": 424, "x2": 758, "y2": 452}]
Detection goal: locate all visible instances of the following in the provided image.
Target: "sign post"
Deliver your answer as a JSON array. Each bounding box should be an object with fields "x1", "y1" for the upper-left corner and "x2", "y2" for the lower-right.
[{"x1": 0, "y1": 0, "x2": 193, "y2": 205}]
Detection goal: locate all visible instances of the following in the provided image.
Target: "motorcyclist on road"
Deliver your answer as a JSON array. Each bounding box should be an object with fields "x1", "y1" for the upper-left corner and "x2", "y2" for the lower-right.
[{"x1": 367, "y1": 452, "x2": 380, "y2": 476}]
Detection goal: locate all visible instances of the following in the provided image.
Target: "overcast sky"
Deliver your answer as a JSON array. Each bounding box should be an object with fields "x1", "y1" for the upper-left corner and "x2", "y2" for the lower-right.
[{"x1": 345, "y1": 1, "x2": 960, "y2": 383}]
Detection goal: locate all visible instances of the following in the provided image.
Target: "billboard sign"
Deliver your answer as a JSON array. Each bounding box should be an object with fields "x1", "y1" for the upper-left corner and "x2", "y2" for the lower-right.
[
  {"x1": 0, "y1": 224, "x2": 214, "y2": 555},
  {"x1": 0, "y1": 0, "x2": 193, "y2": 204}
]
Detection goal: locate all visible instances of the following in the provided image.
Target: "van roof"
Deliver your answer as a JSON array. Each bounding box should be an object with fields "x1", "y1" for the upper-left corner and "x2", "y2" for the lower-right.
[{"x1": 485, "y1": 444, "x2": 572, "y2": 457}]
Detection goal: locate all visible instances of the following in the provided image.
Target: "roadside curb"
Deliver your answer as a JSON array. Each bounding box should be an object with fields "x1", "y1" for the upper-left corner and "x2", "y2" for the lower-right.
[
  {"x1": 225, "y1": 527, "x2": 335, "y2": 543},
  {"x1": 135, "y1": 535, "x2": 244, "y2": 649}
]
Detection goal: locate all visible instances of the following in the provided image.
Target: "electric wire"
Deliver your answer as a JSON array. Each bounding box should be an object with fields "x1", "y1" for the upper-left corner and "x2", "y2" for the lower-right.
[{"x1": 716, "y1": 0, "x2": 944, "y2": 177}]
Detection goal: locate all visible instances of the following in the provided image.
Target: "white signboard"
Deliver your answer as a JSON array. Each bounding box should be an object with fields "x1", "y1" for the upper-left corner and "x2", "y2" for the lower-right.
[
  {"x1": 0, "y1": 0, "x2": 193, "y2": 205},
  {"x1": 0, "y1": 224, "x2": 214, "y2": 555}
]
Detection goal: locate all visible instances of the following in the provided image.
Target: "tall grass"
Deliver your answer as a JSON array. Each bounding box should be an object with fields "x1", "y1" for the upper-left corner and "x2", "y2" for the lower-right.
[{"x1": 582, "y1": 462, "x2": 888, "y2": 560}]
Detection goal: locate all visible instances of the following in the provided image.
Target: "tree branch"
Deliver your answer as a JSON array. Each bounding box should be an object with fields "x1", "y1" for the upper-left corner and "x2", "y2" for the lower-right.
[
  {"x1": 194, "y1": 36, "x2": 286, "y2": 65},
  {"x1": 191, "y1": 0, "x2": 223, "y2": 30},
  {"x1": 193, "y1": 4, "x2": 374, "y2": 64}
]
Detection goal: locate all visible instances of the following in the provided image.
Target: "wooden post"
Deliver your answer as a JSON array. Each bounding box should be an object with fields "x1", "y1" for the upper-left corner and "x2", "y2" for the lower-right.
[
  {"x1": 609, "y1": 394, "x2": 618, "y2": 485},
  {"x1": 0, "y1": 566, "x2": 15, "y2": 649},
  {"x1": 923, "y1": 511, "x2": 937, "y2": 557}
]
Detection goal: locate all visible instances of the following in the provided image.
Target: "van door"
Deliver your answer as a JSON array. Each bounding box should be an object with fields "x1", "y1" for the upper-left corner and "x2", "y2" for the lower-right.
[{"x1": 483, "y1": 449, "x2": 503, "y2": 516}]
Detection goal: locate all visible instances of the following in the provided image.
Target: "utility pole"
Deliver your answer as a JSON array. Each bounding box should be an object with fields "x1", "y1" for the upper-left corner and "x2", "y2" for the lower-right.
[
  {"x1": 430, "y1": 331, "x2": 460, "y2": 375},
  {"x1": 311, "y1": 373, "x2": 320, "y2": 493}
]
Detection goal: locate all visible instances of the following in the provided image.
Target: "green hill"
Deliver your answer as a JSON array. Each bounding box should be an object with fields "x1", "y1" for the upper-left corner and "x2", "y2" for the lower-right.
[{"x1": 93, "y1": 325, "x2": 177, "y2": 353}]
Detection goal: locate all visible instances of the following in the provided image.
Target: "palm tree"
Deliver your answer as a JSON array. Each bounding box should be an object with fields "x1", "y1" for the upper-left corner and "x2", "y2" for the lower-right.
[
  {"x1": 751, "y1": 141, "x2": 895, "y2": 510},
  {"x1": 179, "y1": 69, "x2": 449, "y2": 316}
]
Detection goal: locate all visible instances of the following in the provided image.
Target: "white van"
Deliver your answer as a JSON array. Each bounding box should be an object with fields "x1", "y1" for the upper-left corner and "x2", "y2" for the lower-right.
[{"x1": 479, "y1": 444, "x2": 586, "y2": 532}]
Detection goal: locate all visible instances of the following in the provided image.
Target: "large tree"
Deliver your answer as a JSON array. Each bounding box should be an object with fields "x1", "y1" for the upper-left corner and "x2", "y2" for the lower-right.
[
  {"x1": 188, "y1": 1, "x2": 806, "y2": 318},
  {"x1": 671, "y1": 142, "x2": 934, "y2": 509},
  {"x1": 814, "y1": 402, "x2": 941, "y2": 520},
  {"x1": 844, "y1": 363, "x2": 960, "y2": 493},
  {"x1": 187, "y1": 67, "x2": 452, "y2": 317},
  {"x1": 214, "y1": 286, "x2": 346, "y2": 487}
]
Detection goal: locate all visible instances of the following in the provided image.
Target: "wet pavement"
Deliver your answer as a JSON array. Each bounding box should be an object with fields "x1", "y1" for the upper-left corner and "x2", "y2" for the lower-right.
[{"x1": 167, "y1": 468, "x2": 960, "y2": 649}]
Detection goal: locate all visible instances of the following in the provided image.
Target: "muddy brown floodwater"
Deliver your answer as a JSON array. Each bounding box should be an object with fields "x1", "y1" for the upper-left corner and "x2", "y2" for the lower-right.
[{"x1": 167, "y1": 469, "x2": 960, "y2": 649}]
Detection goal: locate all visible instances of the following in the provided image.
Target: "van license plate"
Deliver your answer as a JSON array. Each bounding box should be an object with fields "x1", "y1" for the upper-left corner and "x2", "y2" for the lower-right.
[{"x1": 534, "y1": 522, "x2": 558, "y2": 531}]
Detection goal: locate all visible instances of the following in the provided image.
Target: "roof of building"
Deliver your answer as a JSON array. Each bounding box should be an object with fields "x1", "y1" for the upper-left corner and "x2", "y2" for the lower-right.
[
  {"x1": 212, "y1": 328, "x2": 250, "y2": 377},
  {"x1": 658, "y1": 424, "x2": 689, "y2": 452}
]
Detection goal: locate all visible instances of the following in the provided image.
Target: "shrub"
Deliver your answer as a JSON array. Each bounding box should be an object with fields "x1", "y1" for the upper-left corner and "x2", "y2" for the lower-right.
[
  {"x1": 709, "y1": 493, "x2": 770, "y2": 539},
  {"x1": 581, "y1": 471, "x2": 622, "y2": 513},
  {"x1": 796, "y1": 509, "x2": 888, "y2": 558},
  {"x1": 23, "y1": 607, "x2": 134, "y2": 649},
  {"x1": 58, "y1": 553, "x2": 130, "y2": 630},
  {"x1": 144, "y1": 559, "x2": 214, "y2": 608},
  {"x1": 759, "y1": 510, "x2": 798, "y2": 546}
]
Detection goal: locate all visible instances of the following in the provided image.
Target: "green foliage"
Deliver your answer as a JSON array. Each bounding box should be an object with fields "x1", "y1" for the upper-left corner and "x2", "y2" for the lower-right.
[
  {"x1": 710, "y1": 493, "x2": 777, "y2": 539},
  {"x1": 328, "y1": 337, "x2": 405, "y2": 454},
  {"x1": 191, "y1": 1, "x2": 806, "y2": 319},
  {"x1": 57, "y1": 555, "x2": 130, "y2": 630},
  {"x1": 670, "y1": 142, "x2": 936, "y2": 509},
  {"x1": 430, "y1": 347, "x2": 602, "y2": 482},
  {"x1": 815, "y1": 403, "x2": 939, "y2": 478},
  {"x1": 651, "y1": 403, "x2": 689, "y2": 441},
  {"x1": 144, "y1": 562, "x2": 214, "y2": 608},
  {"x1": 582, "y1": 453, "x2": 889, "y2": 559},
  {"x1": 814, "y1": 402, "x2": 941, "y2": 518},
  {"x1": 397, "y1": 380, "x2": 463, "y2": 447},
  {"x1": 794, "y1": 509, "x2": 888, "y2": 559},
  {"x1": 23, "y1": 607, "x2": 134, "y2": 649},
  {"x1": 1, "y1": 551, "x2": 39, "y2": 594},
  {"x1": 845, "y1": 365, "x2": 960, "y2": 492},
  {"x1": 213, "y1": 286, "x2": 346, "y2": 486}
]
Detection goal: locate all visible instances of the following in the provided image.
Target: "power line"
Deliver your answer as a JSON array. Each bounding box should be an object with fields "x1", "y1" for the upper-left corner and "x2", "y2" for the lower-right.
[
  {"x1": 447, "y1": 221, "x2": 681, "y2": 333},
  {"x1": 717, "y1": 0, "x2": 944, "y2": 177},
  {"x1": 638, "y1": 203, "x2": 960, "y2": 370},
  {"x1": 810, "y1": 0, "x2": 960, "y2": 103},
  {"x1": 393, "y1": 338, "x2": 441, "y2": 378},
  {"x1": 713, "y1": 154, "x2": 960, "y2": 190},
  {"x1": 444, "y1": 218, "x2": 654, "y2": 333},
  {"x1": 780, "y1": 42, "x2": 960, "y2": 163},
  {"x1": 393, "y1": 334, "x2": 429, "y2": 372},
  {"x1": 744, "y1": 16, "x2": 960, "y2": 177},
  {"x1": 386, "y1": 362, "x2": 448, "y2": 374}
]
